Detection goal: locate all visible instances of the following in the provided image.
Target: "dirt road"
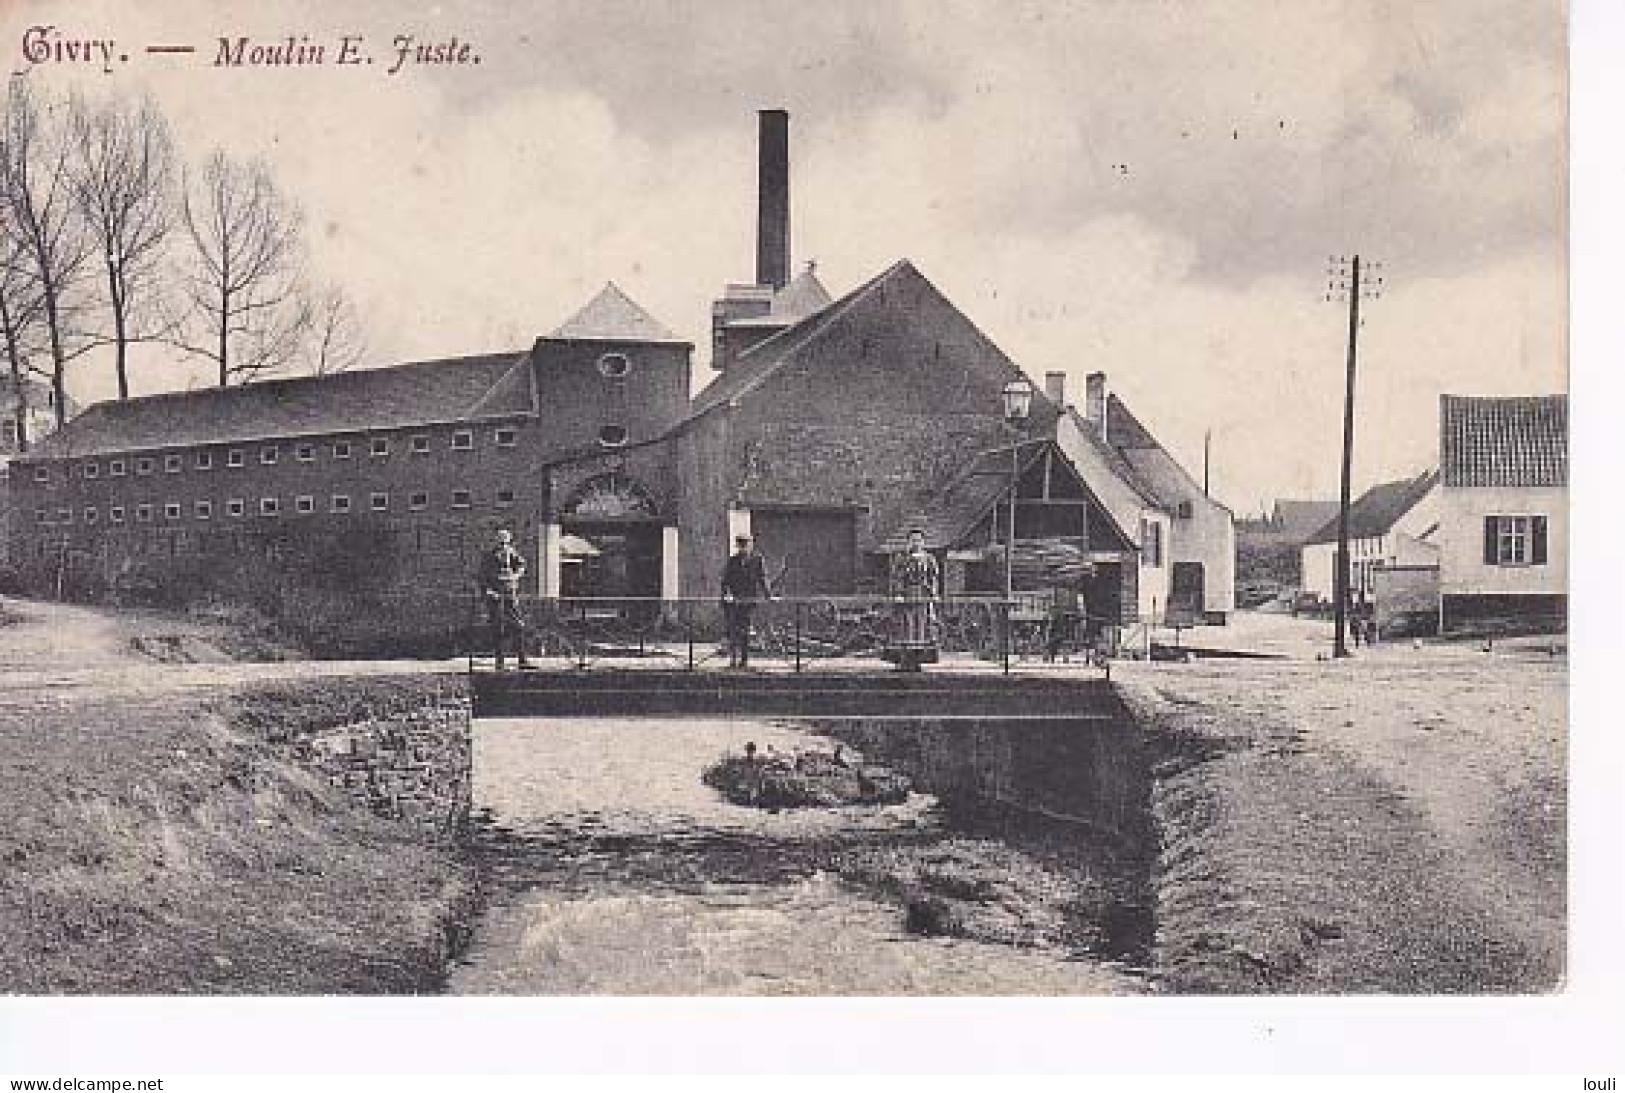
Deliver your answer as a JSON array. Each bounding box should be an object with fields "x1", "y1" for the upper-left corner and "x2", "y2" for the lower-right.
[{"x1": 1122, "y1": 616, "x2": 1566, "y2": 993}]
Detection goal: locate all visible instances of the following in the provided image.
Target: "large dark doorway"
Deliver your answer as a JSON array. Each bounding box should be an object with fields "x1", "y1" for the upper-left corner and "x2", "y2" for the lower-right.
[
  {"x1": 751, "y1": 509, "x2": 857, "y2": 596},
  {"x1": 1169, "y1": 562, "x2": 1205, "y2": 624},
  {"x1": 559, "y1": 522, "x2": 663, "y2": 600},
  {"x1": 1083, "y1": 561, "x2": 1124, "y2": 629}
]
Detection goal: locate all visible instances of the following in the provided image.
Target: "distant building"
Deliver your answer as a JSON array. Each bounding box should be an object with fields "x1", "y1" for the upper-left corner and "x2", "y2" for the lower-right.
[
  {"x1": 1, "y1": 373, "x2": 69, "y2": 462},
  {"x1": 1267, "y1": 500, "x2": 1341, "y2": 543},
  {"x1": 1436, "y1": 394, "x2": 1567, "y2": 632},
  {"x1": 1300, "y1": 470, "x2": 1440, "y2": 604}
]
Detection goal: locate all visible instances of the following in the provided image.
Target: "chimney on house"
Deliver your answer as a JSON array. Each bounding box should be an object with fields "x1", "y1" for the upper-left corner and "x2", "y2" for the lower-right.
[
  {"x1": 1044, "y1": 371, "x2": 1067, "y2": 409},
  {"x1": 756, "y1": 109, "x2": 791, "y2": 291},
  {"x1": 1085, "y1": 371, "x2": 1108, "y2": 441}
]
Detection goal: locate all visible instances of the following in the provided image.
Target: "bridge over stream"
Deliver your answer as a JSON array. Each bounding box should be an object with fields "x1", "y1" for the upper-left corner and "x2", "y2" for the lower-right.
[{"x1": 469, "y1": 666, "x2": 1123, "y2": 720}]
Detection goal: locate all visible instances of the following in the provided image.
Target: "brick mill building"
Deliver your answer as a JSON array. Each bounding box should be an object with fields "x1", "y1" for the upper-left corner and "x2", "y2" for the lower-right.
[{"x1": 4, "y1": 110, "x2": 1234, "y2": 646}]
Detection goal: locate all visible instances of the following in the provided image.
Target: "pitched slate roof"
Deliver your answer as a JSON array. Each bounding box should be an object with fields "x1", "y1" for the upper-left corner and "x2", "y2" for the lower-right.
[
  {"x1": 549, "y1": 282, "x2": 687, "y2": 345},
  {"x1": 690, "y1": 260, "x2": 909, "y2": 415},
  {"x1": 1440, "y1": 394, "x2": 1568, "y2": 488},
  {"x1": 1064, "y1": 406, "x2": 1164, "y2": 510},
  {"x1": 1305, "y1": 470, "x2": 1439, "y2": 545},
  {"x1": 30, "y1": 351, "x2": 534, "y2": 459},
  {"x1": 876, "y1": 439, "x2": 1053, "y2": 552}
]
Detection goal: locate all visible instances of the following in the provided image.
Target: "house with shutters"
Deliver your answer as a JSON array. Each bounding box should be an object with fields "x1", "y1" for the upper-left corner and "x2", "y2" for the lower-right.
[{"x1": 1436, "y1": 393, "x2": 1567, "y2": 632}]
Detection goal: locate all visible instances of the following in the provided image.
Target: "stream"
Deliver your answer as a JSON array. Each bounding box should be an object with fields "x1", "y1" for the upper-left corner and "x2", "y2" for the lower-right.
[{"x1": 448, "y1": 716, "x2": 1150, "y2": 995}]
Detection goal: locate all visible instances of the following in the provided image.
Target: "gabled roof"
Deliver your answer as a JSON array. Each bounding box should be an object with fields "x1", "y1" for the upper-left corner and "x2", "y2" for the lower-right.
[
  {"x1": 1063, "y1": 406, "x2": 1164, "y2": 510},
  {"x1": 690, "y1": 260, "x2": 911, "y2": 415},
  {"x1": 29, "y1": 351, "x2": 534, "y2": 459},
  {"x1": 1305, "y1": 470, "x2": 1439, "y2": 545},
  {"x1": 1272, "y1": 499, "x2": 1340, "y2": 538},
  {"x1": 1440, "y1": 394, "x2": 1567, "y2": 488},
  {"x1": 876, "y1": 438, "x2": 1053, "y2": 552},
  {"x1": 729, "y1": 265, "x2": 835, "y2": 328},
  {"x1": 549, "y1": 282, "x2": 688, "y2": 345}
]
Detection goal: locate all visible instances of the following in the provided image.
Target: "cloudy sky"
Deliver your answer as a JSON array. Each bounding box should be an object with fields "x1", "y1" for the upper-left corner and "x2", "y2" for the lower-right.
[{"x1": 5, "y1": 0, "x2": 1565, "y2": 513}]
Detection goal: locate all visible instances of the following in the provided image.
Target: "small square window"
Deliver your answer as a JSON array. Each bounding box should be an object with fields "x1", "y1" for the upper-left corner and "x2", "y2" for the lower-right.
[
  {"x1": 32, "y1": 466, "x2": 48, "y2": 484},
  {"x1": 409, "y1": 492, "x2": 429, "y2": 511},
  {"x1": 451, "y1": 430, "x2": 474, "y2": 451},
  {"x1": 370, "y1": 492, "x2": 389, "y2": 512},
  {"x1": 83, "y1": 461, "x2": 99, "y2": 479},
  {"x1": 260, "y1": 498, "x2": 279, "y2": 517},
  {"x1": 260, "y1": 446, "x2": 278, "y2": 465},
  {"x1": 83, "y1": 507, "x2": 98, "y2": 524},
  {"x1": 295, "y1": 495, "x2": 315, "y2": 514},
  {"x1": 34, "y1": 509, "x2": 48, "y2": 525},
  {"x1": 495, "y1": 427, "x2": 517, "y2": 447},
  {"x1": 450, "y1": 489, "x2": 472, "y2": 509},
  {"x1": 227, "y1": 449, "x2": 245, "y2": 468},
  {"x1": 135, "y1": 457, "x2": 154, "y2": 475},
  {"x1": 195, "y1": 500, "x2": 212, "y2": 520},
  {"x1": 195, "y1": 451, "x2": 213, "y2": 471},
  {"x1": 136, "y1": 504, "x2": 154, "y2": 523},
  {"x1": 296, "y1": 444, "x2": 315, "y2": 462},
  {"x1": 333, "y1": 441, "x2": 353, "y2": 460},
  {"x1": 57, "y1": 508, "x2": 72, "y2": 524},
  {"x1": 164, "y1": 503, "x2": 182, "y2": 521},
  {"x1": 411, "y1": 435, "x2": 431, "y2": 454},
  {"x1": 109, "y1": 506, "x2": 125, "y2": 524},
  {"x1": 109, "y1": 459, "x2": 126, "y2": 477},
  {"x1": 164, "y1": 454, "x2": 183, "y2": 474},
  {"x1": 495, "y1": 489, "x2": 515, "y2": 508},
  {"x1": 331, "y1": 495, "x2": 351, "y2": 514},
  {"x1": 227, "y1": 499, "x2": 245, "y2": 518},
  {"x1": 371, "y1": 438, "x2": 390, "y2": 457}
]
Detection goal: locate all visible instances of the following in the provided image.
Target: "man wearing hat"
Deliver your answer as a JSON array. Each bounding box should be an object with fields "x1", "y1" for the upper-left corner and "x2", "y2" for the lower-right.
[
  {"x1": 478, "y1": 527, "x2": 535, "y2": 670},
  {"x1": 720, "y1": 533, "x2": 772, "y2": 669}
]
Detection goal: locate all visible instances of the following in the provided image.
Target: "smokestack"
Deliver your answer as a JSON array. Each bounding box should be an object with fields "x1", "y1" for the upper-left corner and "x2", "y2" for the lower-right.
[
  {"x1": 1044, "y1": 371, "x2": 1067, "y2": 409},
  {"x1": 1085, "y1": 372, "x2": 1108, "y2": 441},
  {"x1": 756, "y1": 109, "x2": 790, "y2": 290}
]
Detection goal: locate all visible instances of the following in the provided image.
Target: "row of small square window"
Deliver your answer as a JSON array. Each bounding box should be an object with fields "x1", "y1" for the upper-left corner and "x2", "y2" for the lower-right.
[
  {"x1": 37, "y1": 488, "x2": 518, "y2": 525},
  {"x1": 35, "y1": 427, "x2": 520, "y2": 483}
]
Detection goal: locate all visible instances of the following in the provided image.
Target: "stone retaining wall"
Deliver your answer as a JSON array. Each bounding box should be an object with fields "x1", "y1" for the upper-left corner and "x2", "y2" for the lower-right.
[
  {"x1": 294, "y1": 707, "x2": 471, "y2": 837},
  {"x1": 232, "y1": 675, "x2": 472, "y2": 839}
]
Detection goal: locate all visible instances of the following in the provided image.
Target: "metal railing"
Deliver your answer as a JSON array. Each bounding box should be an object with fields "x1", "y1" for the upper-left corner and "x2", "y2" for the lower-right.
[{"x1": 463, "y1": 593, "x2": 1116, "y2": 675}]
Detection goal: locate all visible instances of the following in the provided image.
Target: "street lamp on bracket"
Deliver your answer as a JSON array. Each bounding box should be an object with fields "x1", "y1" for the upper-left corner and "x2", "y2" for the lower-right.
[{"x1": 1000, "y1": 378, "x2": 1034, "y2": 601}]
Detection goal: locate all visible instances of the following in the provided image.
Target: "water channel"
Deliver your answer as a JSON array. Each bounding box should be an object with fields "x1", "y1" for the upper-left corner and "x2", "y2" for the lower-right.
[{"x1": 449, "y1": 715, "x2": 1152, "y2": 995}]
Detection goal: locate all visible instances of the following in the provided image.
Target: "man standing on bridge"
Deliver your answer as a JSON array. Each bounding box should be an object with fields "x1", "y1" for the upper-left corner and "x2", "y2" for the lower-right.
[
  {"x1": 479, "y1": 528, "x2": 535, "y2": 670},
  {"x1": 721, "y1": 534, "x2": 772, "y2": 669}
]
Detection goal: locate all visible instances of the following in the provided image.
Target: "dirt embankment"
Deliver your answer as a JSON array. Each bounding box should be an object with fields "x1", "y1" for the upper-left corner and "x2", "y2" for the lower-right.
[
  {"x1": 1121, "y1": 651, "x2": 1565, "y2": 994},
  {"x1": 0, "y1": 599, "x2": 475, "y2": 994}
]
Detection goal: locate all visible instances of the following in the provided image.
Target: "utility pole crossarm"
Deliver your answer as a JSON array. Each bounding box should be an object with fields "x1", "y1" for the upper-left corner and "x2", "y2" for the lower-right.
[{"x1": 1324, "y1": 254, "x2": 1383, "y2": 660}]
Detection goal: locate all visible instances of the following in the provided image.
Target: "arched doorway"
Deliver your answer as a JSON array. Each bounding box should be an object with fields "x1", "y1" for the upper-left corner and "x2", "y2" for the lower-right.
[{"x1": 559, "y1": 473, "x2": 664, "y2": 604}]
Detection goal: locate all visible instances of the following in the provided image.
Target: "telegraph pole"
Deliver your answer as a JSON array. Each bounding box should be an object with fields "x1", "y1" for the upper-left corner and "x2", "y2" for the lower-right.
[{"x1": 1325, "y1": 254, "x2": 1383, "y2": 659}]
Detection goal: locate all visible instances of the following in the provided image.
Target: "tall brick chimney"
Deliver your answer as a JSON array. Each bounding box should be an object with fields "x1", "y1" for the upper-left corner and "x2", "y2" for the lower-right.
[
  {"x1": 1044, "y1": 371, "x2": 1067, "y2": 409},
  {"x1": 756, "y1": 109, "x2": 790, "y2": 290},
  {"x1": 1085, "y1": 372, "x2": 1108, "y2": 441}
]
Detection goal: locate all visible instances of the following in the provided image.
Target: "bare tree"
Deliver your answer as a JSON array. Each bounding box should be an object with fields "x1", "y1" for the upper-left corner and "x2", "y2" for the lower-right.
[
  {"x1": 0, "y1": 80, "x2": 94, "y2": 427},
  {"x1": 0, "y1": 223, "x2": 45, "y2": 451},
  {"x1": 176, "y1": 149, "x2": 309, "y2": 386},
  {"x1": 70, "y1": 93, "x2": 177, "y2": 401},
  {"x1": 308, "y1": 284, "x2": 366, "y2": 375}
]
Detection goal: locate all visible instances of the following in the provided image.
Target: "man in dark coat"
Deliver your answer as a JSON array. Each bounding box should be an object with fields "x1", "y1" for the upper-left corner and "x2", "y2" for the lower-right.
[
  {"x1": 479, "y1": 528, "x2": 534, "y2": 670},
  {"x1": 720, "y1": 534, "x2": 771, "y2": 668}
]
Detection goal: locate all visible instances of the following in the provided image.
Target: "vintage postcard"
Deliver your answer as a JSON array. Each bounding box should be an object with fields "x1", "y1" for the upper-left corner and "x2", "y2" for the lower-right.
[{"x1": 0, "y1": 0, "x2": 1592, "y2": 1076}]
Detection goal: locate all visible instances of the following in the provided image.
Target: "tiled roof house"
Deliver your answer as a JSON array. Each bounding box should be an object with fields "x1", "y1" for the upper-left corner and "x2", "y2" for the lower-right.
[{"x1": 1435, "y1": 394, "x2": 1568, "y2": 631}]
